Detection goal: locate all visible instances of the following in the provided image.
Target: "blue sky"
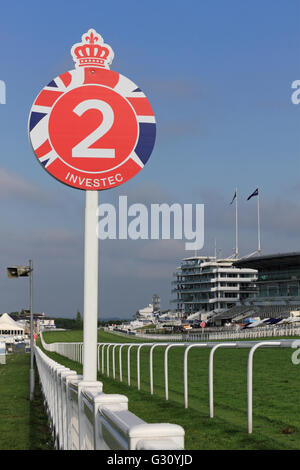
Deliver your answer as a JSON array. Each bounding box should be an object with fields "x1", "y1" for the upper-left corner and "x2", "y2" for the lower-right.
[{"x1": 0, "y1": 0, "x2": 299, "y2": 318}]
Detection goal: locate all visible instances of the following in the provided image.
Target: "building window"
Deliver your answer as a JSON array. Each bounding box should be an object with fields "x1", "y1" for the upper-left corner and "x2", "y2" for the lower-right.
[{"x1": 289, "y1": 285, "x2": 298, "y2": 296}]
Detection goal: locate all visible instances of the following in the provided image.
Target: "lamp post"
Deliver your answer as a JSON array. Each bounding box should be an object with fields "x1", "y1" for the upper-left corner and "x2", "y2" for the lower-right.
[{"x1": 7, "y1": 260, "x2": 34, "y2": 400}]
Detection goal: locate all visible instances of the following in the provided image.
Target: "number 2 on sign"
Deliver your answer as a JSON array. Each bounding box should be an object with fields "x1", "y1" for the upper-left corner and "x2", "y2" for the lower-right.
[{"x1": 72, "y1": 99, "x2": 115, "y2": 158}]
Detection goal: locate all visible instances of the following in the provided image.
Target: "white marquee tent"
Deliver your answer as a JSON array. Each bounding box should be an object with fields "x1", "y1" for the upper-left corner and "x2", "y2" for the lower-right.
[{"x1": 0, "y1": 313, "x2": 24, "y2": 336}]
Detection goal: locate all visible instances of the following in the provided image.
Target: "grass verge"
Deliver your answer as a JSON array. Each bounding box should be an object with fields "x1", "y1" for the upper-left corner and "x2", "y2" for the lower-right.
[{"x1": 0, "y1": 353, "x2": 54, "y2": 450}]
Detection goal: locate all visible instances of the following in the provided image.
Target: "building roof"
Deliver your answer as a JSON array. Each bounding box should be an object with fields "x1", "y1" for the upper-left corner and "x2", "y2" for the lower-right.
[{"x1": 233, "y1": 252, "x2": 300, "y2": 270}]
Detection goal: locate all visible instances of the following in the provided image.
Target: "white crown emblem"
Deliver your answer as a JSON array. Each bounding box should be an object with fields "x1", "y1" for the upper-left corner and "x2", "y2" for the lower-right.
[{"x1": 71, "y1": 29, "x2": 114, "y2": 69}]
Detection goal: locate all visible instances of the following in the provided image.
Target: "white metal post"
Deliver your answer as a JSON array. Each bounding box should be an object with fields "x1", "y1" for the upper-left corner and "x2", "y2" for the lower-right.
[
  {"x1": 112, "y1": 344, "x2": 118, "y2": 379},
  {"x1": 184, "y1": 344, "x2": 207, "y2": 408},
  {"x1": 150, "y1": 343, "x2": 169, "y2": 395},
  {"x1": 137, "y1": 343, "x2": 153, "y2": 390},
  {"x1": 29, "y1": 259, "x2": 35, "y2": 401},
  {"x1": 107, "y1": 343, "x2": 112, "y2": 376},
  {"x1": 257, "y1": 192, "x2": 261, "y2": 254},
  {"x1": 102, "y1": 343, "x2": 109, "y2": 375},
  {"x1": 83, "y1": 190, "x2": 99, "y2": 382},
  {"x1": 119, "y1": 343, "x2": 127, "y2": 382},
  {"x1": 164, "y1": 343, "x2": 187, "y2": 401},
  {"x1": 209, "y1": 343, "x2": 236, "y2": 418},
  {"x1": 235, "y1": 187, "x2": 238, "y2": 258},
  {"x1": 247, "y1": 341, "x2": 281, "y2": 433},
  {"x1": 128, "y1": 344, "x2": 135, "y2": 386}
]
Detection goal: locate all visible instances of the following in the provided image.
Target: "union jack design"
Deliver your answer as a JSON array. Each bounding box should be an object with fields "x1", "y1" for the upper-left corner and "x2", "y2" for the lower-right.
[{"x1": 29, "y1": 66, "x2": 156, "y2": 190}]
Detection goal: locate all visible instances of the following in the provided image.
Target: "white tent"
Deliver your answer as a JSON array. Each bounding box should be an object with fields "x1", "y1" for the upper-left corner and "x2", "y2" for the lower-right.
[{"x1": 0, "y1": 313, "x2": 24, "y2": 336}]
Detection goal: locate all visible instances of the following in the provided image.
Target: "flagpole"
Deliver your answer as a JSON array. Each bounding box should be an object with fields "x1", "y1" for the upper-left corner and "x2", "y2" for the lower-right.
[
  {"x1": 257, "y1": 191, "x2": 261, "y2": 254},
  {"x1": 235, "y1": 187, "x2": 238, "y2": 258}
]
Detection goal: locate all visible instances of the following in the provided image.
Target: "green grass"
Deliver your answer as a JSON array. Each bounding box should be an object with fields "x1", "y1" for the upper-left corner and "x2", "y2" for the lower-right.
[
  {"x1": 43, "y1": 329, "x2": 155, "y2": 344},
  {"x1": 0, "y1": 353, "x2": 54, "y2": 450},
  {"x1": 41, "y1": 330, "x2": 300, "y2": 450}
]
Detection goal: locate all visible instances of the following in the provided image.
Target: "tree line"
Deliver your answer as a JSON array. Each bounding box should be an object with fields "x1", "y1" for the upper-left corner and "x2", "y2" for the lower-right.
[{"x1": 53, "y1": 312, "x2": 127, "y2": 330}]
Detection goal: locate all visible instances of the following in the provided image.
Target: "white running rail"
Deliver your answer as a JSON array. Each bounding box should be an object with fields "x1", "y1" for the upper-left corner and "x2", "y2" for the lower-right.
[
  {"x1": 40, "y1": 333, "x2": 298, "y2": 434},
  {"x1": 35, "y1": 344, "x2": 184, "y2": 450}
]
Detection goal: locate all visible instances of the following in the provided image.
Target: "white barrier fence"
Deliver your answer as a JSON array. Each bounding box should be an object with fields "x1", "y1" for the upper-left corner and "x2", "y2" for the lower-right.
[
  {"x1": 40, "y1": 333, "x2": 299, "y2": 434},
  {"x1": 35, "y1": 344, "x2": 184, "y2": 450},
  {"x1": 119, "y1": 324, "x2": 300, "y2": 342},
  {"x1": 188, "y1": 325, "x2": 300, "y2": 342}
]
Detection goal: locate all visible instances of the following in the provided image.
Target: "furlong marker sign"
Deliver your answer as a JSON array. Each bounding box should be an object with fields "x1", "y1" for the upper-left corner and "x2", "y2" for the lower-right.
[
  {"x1": 28, "y1": 29, "x2": 157, "y2": 383},
  {"x1": 28, "y1": 29, "x2": 156, "y2": 190}
]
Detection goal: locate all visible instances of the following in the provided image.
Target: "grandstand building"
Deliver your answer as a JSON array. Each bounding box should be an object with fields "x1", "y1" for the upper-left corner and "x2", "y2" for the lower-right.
[
  {"x1": 171, "y1": 256, "x2": 257, "y2": 315},
  {"x1": 210, "y1": 252, "x2": 300, "y2": 325},
  {"x1": 234, "y1": 251, "x2": 300, "y2": 310}
]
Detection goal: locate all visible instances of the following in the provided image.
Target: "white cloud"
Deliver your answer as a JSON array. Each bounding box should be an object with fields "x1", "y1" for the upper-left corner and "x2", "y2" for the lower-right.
[{"x1": 0, "y1": 167, "x2": 52, "y2": 203}]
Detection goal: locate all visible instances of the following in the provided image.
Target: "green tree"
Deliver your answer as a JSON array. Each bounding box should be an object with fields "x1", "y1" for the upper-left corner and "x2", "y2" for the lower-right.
[{"x1": 75, "y1": 310, "x2": 83, "y2": 329}]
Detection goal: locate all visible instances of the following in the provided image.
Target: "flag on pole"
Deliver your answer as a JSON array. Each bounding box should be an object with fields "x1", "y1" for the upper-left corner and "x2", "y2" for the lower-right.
[
  {"x1": 247, "y1": 188, "x2": 258, "y2": 200},
  {"x1": 230, "y1": 190, "x2": 237, "y2": 204}
]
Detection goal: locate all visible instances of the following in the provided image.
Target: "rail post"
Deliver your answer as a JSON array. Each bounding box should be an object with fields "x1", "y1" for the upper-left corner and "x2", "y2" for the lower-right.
[
  {"x1": 164, "y1": 343, "x2": 188, "y2": 401},
  {"x1": 137, "y1": 343, "x2": 153, "y2": 390},
  {"x1": 184, "y1": 344, "x2": 207, "y2": 408},
  {"x1": 149, "y1": 343, "x2": 170, "y2": 395},
  {"x1": 209, "y1": 343, "x2": 236, "y2": 418},
  {"x1": 247, "y1": 341, "x2": 281, "y2": 433}
]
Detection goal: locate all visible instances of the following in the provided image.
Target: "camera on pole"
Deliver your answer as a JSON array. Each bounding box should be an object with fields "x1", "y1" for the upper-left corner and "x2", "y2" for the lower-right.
[{"x1": 7, "y1": 266, "x2": 31, "y2": 278}]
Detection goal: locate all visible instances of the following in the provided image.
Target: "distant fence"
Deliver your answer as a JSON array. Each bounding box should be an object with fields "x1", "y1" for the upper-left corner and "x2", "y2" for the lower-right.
[
  {"x1": 188, "y1": 325, "x2": 300, "y2": 341},
  {"x1": 40, "y1": 333, "x2": 299, "y2": 434},
  {"x1": 112, "y1": 324, "x2": 300, "y2": 342},
  {"x1": 35, "y1": 344, "x2": 184, "y2": 450}
]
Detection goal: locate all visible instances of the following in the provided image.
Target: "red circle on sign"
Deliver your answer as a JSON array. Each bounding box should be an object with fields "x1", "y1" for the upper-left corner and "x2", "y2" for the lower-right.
[{"x1": 48, "y1": 84, "x2": 139, "y2": 173}]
